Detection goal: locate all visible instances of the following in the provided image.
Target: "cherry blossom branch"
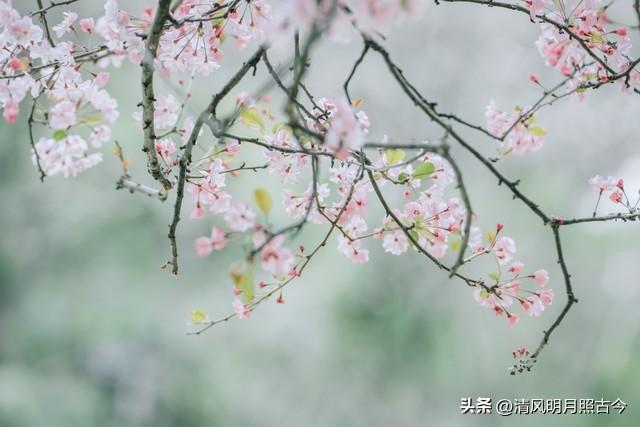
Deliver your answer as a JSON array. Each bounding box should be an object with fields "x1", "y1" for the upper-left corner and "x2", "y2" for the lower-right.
[
  {"x1": 440, "y1": 144, "x2": 473, "y2": 277},
  {"x1": 366, "y1": 167, "x2": 483, "y2": 289},
  {"x1": 555, "y1": 211, "x2": 640, "y2": 226},
  {"x1": 531, "y1": 225, "x2": 578, "y2": 359},
  {"x1": 114, "y1": 141, "x2": 167, "y2": 201},
  {"x1": 34, "y1": 0, "x2": 55, "y2": 47},
  {"x1": 116, "y1": 178, "x2": 168, "y2": 200},
  {"x1": 189, "y1": 161, "x2": 365, "y2": 335},
  {"x1": 27, "y1": 99, "x2": 46, "y2": 182},
  {"x1": 365, "y1": 38, "x2": 552, "y2": 224},
  {"x1": 141, "y1": 0, "x2": 174, "y2": 191},
  {"x1": 438, "y1": 0, "x2": 625, "y2": 76},
  {"x1": 167, "y1": 46, "x2": 266, "y2": 275},
  {"x1": 30, "y1": 0, "x2": 81, "y2": 16},
  {"x1": 343, "y1": 43, "x2": 370, "y2": 104}
]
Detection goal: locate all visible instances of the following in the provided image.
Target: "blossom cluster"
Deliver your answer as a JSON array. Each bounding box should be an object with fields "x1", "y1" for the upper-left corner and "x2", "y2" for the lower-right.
[
  {"x1": 485, "y1": 100, "x2": 546, "y2": 155},
  {"x1": 469, "y1": 224, "x2": 553, "y2": 327},
  {"x1": 15, "y1": 0, "x2": 640, "y2": 361},
  {"x1": 530, "y1": 0, "x2": 639, "y2": 94},
  {"x1": 589, "y1": 175, "x2": 639, "y2": 214}
]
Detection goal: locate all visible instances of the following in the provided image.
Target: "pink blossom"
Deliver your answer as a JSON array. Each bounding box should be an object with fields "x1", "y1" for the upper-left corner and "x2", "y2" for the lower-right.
[
  {"x1": 232, "y1": 299, "x2": 251, "y2": 319},
  {"x1": 493, "y1": 236, "x2": 516, "y2": 265},
  {"x1": 382, "y1": 229, "x2": 409, "y2": 255},
  {"x1": 508, "y1": 261, "x2": 524, "y2": 275},
  {"x1": 94, "y1": 72, "x2": 110, "y2": 87},
  {"x1": 52, "y1": 12, "x2": 78, "y2": 38},
  {"x1": 155, "y1": 138, "x2": 176, "y2": 164},
  {"x1": 226, "y1": 139, "x2": 240, "y2": 156},
  {"x1": 485, "y1": 101, "x2": 545, "y2": 155},
  {"x1": 337, "y1": 236, "x2": 369, "y2": 264},
  {"x1": 79, "y1": 18, "x2": 95, "y2": 33},
  {"x1": 589, "y1": 175, "x2": 616, "y2": 193},
  {"x1": 609, "y1": 189, "x2": 623, "y2": 203},
  {"x1": 224, "y1": 202, "x2": 256, "y2": 232},
  {"x1": 195, "y1": 226, "x2": 228, "y2": 256},
  {"x1": 88, "y1": 125, "x2": 111, "y2": 148},
  {"x1": 532, "y1": 269, "x2": 549, "y2": 286},
  {"x1": 538, "y1": 289, "x2": 554, "y2": 305},
  {"x1": 49, "y1": 101, "x2": 77, "y2": 129},
  {"x1": 506, "y1": 313, "x2": 519, "y2": 327},
  {"x1": 260, "y1": 235, "x2": 294, "y2": 277},
  {"x1": 2, "y1": 98, "x2": 19, "y2": 123},
  {"x1": 154, "y1": 94, "x2": 180, "y2": 129}
]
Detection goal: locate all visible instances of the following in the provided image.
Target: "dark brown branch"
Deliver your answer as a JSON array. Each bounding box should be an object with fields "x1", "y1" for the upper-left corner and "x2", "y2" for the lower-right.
[
  {"x1": 557, "y1": 211, "x2": 640, "y2": 226},
  {"x1": 366, "y1": 38, "x2": 551, "y2": 224},
  {"x1": 343, "y1": 43, "x2": 370, "y2": 105},
  {"x1": 141, "y1": 0, "x2": 174, "y2": 191},
  {"x1": 531, "y1": 225, "x2": 578, "y2": 359}
]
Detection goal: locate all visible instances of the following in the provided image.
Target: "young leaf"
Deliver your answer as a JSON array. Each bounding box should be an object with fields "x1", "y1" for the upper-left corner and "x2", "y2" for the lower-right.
[
  {"x1": 529, "y1": 126, "x2": 546, "y2": 137},
  {"x1": 189, "y1": 309, "x2": 208, "y2": 325},
  {"x1": 239, "y1": 273, "x2": 255, "y2": 302},
  {"x1": 240, "y1": 107, "x2": 265, "y2": 130},
  {"x1": 412, "y1": 162, "x2": 436, "y2": 179},
  {"x1": 385, "y1": 148, "x2": 405, "y2": 165},
  {"x1": 253, "y1": 188, "x2": 272, "y2": 216},
  {"x1": 52, "y1": 129, "x2": 67, "y2": 141}
]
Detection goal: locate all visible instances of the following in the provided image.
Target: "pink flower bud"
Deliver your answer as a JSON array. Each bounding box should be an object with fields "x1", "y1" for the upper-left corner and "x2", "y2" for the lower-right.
[{"x1": 615, "y1": 27, "x2": 627, "y2": 37}]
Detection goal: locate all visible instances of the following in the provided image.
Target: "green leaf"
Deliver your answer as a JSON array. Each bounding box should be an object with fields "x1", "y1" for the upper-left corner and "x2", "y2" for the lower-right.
[
  {"x1": 529, "y1": 126, "x2": 546, "y2": 137},
  {"x1": 253, "y1": 188, "x2": 272, "y2": 216},
  {"x1": 488, "y1": 272, "x2": 500, "y2": 281},
  {"x1": 239, "y1": 107, "x2": 265, "y2": 130},
  {"x1": 397, "y1": 172, "x2": 408, "y2": 183},
  {"x1": 80, "y1": 114, "x2": 104, "y2": 126},
  {"x1": 408, "y1": 229, "x2": 420, "y2": 242},
  {"x1": 189, "y1": 309, "x2": 208, "y2": 325},
  {"x1": 239, "y1": 273, "x2": 254, "y2": 302},
  {"x1": 385, "y1": 148, "x2": 405, "y2": 165},
  {"x1": 450, "y1": 239, "x2": 461, "y2": 252},
  {"x1": 52, "y1": 129, "x2": 67, "y2": 141},
  {"x1": 412, "y1": 162, "x2": 436, "y2": 179}
]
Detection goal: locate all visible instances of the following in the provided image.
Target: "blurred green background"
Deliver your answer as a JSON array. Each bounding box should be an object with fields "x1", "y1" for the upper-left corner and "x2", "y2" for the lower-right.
[{"x1": 1, "y1": 2, "x2": 639, "y2": 426}]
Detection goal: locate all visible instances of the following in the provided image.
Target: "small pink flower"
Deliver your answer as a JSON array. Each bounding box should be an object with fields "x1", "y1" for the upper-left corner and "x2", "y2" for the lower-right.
[
  {"x1": 195, "y1": 226, "x2": 228, "y2": 257},
  {"x1": 260, "y1": 235, "x2": 294, "y2": 277},
  {"x1": 233, "y1": 298, "x2": 250, "y2": 319},
  {"x1": 226, "y1": 139, "x2": 240, "y2": 156},
  {"x1": 95, "y1": 72, "x2": 110, "y2": 87},
  {"x1": 79, "y1": 18, "x2": 95, "y2": 33},
  {"x1": 609, "y1": 189, "x2": 623, "y2": 203},
  {"x1": 191, "y1": 205, "x2": 205, "y2": 219},
  {"x1": 506, "y1": 313, "x2": 519, "y2": 327},
  {"x1": 195, "y1": 236, "x2": 213, "y2": 257},
  {"x1": 539, "y1": 289, "x2": 554, "y2": 305},
  {"x1": 3, "y1": 98, "x2": 19, "y2": 124},
  {"x1": 532, "y1": 269, "x2": 549, "y2": 286},
  {"x1": 508, "y1": 261, "x2": 524, "y2": 275}
]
